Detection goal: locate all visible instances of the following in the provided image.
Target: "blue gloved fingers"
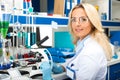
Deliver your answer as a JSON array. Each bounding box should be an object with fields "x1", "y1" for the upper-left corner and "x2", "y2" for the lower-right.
[{"x1": 52, "y1": 63, "x2": 65, "y2": 74}]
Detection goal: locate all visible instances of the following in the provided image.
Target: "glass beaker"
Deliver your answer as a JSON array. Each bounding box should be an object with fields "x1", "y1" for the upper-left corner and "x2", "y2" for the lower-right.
[
  {"x1": 0, "y1": 39, "x2": 12, "y2": 70},
  {"x1": 114, "y1": 41, "x2": 119, "y2": 53},
  {"x1": 112, "y1": 41, "x2": 119, "y2": 59},
  {"x1": 0, "y1": 13, "x2": 11, "y2": 39}
]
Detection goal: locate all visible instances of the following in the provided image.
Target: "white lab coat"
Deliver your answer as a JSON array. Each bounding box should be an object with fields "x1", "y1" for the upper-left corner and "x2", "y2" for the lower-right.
[{"x1": 66, "y1": 36, "x2": 107, "y2": 80}]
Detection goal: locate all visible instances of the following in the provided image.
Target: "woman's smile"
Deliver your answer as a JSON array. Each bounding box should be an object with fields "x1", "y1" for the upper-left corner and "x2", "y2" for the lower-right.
[{"x1": 75, "y1": 28, "x2": 83, "y2": 33}]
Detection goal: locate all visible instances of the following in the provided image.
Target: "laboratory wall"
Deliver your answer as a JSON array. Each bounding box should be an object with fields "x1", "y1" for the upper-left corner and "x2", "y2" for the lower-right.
[
  {"x1": 112, "y1": 0, "x2": 120, "y2": 21},
  {"x1": 84, "y1": 0, "x2": 109, "y2": 20},
  {"x1": 5, "y1": 0, "x2": 120, "y2": 47}
]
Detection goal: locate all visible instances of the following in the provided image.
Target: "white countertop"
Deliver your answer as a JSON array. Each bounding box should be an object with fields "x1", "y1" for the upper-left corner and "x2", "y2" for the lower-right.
[{"x1": 107, "y1": 57, "x2": 120, "y2": 66}]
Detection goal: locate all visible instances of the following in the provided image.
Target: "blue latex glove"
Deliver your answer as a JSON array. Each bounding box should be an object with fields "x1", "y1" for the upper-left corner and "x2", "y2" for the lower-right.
[
  {"x1": 47, "y1": 48, "x2": 64, "y2": 57},
  {"x1": 52, "y1": 63, "x2": 64, "y2": 74},
  {"x1": 52, "y1": 56, "x2": 65, "y2": 63},
  {"x1": 40, "y1": 61, "x2": 53, "y2": 80}
]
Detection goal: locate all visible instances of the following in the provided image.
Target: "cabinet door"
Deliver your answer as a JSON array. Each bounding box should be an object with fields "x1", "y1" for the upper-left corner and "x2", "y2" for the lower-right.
[{"x1": 109, "y1": 63, "x2": 120, "y2": 80}]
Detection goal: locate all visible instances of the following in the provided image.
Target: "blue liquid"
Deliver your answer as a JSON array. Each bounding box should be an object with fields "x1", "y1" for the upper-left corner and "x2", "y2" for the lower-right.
[{"x1": 112, "y1": 53, "x2": 118, "y2": 59}]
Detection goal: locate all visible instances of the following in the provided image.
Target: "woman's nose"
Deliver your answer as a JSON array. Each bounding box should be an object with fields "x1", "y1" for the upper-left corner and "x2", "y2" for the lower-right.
[{"x1": 75, "y1": 21, "x2": 81, "y2": 26}]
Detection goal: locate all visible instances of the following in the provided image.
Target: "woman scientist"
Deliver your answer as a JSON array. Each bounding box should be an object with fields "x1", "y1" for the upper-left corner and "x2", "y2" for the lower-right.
[{"x1": 65, "y1": 3, "x2": 112, "y2": 80}]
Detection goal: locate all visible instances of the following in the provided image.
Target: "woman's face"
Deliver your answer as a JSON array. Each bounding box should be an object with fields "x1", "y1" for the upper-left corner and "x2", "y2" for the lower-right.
[{"x1": 71, "y1": 8, "x2": 93, "y2": 40}]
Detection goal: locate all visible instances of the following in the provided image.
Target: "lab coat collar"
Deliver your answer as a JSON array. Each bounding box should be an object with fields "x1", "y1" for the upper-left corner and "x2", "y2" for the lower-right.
[
  {"x1": 75, "y1": 35, "x2": 90, "y2": 54},
  {"x1": 66, "y1": 35, "x2": 91, "y2": 79}
]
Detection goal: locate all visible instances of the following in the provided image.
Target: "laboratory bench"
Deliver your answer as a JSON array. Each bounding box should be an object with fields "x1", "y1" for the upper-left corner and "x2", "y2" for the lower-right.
[
  {"x1": 0, "y1": 47, "x2": 71, "y2": 80},
  {"x1": 17, "y1": 64, "x2": 68, "y2": 80},
  {"x1": 1, "y1": 56, "x2": 120, "y2": 80},
  {"x1": 0, "y1": 62, "x2": 68, "y2": 80},
  {"x1": 28, "y1": 57, "x2": 120, "y2": 80},
  {"x1": 0, "y1": 47, "x2": 119, "y2": 80}
]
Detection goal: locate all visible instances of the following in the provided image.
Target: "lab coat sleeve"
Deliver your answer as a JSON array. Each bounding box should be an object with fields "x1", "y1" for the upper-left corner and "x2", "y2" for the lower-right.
[{"x1": 75, "y1": 55, "x2": 100, "y2": 80}]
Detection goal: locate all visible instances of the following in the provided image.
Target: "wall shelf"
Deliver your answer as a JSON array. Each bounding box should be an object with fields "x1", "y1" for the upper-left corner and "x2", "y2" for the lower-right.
[
  {"x1": 102, "y1": 20, "x2": 120, "y2": 28},
  {"x1": 9, "y1": 14, "x2": 120, "y2": 27},
  {"x1": 9, "y1": 14, "x2": 68, "y2": 27}
]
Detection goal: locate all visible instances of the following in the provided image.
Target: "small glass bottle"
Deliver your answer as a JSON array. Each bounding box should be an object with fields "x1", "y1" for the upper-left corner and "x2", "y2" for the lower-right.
[
  {"x1": 101, "y1": 13, "x2": 107, "y2": 20},
  {"x1": 112, "y1": 41, "x2": 119, "y2": 59}
]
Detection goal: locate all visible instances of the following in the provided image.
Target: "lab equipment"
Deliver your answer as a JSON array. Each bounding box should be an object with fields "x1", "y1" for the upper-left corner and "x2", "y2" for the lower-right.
[
  {"x1": 29, "y1": 48, "x2": 52, "y2": 79},
  {"x1": 31, "y1": 36, "x2": 50, "y2": 48},
  {"x1": 36, "y1": 36, "x2": 50, "y2": 48},
  {"x1": 0, "y1": 1, "x2": 12, "y2": 70},
  {"x1": 31, "y1": 48, "x2": 54, "y2": 80},
  {"x1": 29, "y1": 65, "x2": 42, "y2": 78},
  {"x1": 7, "y1": 68, "x2": 31, "y2": 80},
  {"x1": 0, "y1": 0, "x2": 11, "y2": 39},
  {"x1": 13, "y1": 15, "x2": 22, "y2": 47},
  {"x1": 7, "y1": 68, "x2": 21, "y2": 78},
  {"x1": 0, "y1": 74, "x2": 10, "y2": 80},
  {"x1": 12, "y1": 76, "x2": 31, "y2": 80},
  {"x1": 101, "y1": 12, "x2": 107, "y2": 20},
  {"x1": 0, "y1": 39, "x2": 12, "y2": 70},
  {"x1": 0, "y1": 13, "x2": 11, "y2": 39},
  {"x1": 112, "y1": 41, "x2": 119, "y2": 59},
  {"x1": 0, "y1": 40, "x2": 2, "y2": 57},
  {"x1": 24, "y1": 0, "x2": 36, "y2": 48}
]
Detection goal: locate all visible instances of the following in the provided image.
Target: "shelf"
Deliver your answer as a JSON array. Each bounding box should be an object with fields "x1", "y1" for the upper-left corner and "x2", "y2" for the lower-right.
[
  {"x1": 9, "y1": 14, "x2": 120, "y2": 27},
  {"x1": 9, "y1": 14, "x2": 68, "y2": 27},
  {"x1": 102, "y1": 20, "x2": 120, "y2": 28}
]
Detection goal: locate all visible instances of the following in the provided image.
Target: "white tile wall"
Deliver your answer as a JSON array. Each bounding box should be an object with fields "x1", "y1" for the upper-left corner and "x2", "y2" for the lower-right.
[
  {"x1": 112, "y1": 0, "x2": 120, "y2": 21},
  {"x1": 83, "y1": 0, "x2": 109, "y2": 20},
  {"x1": 2, "y1": 0, "x2": 25, "y2": 14}
]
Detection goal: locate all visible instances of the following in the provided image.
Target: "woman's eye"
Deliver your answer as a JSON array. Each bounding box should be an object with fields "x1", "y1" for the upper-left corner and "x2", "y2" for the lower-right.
[
  {"x1": 80, "y1": 18, "x2": 87, "y2": 22},
  {"x1": 71, "y1": 18, "x2": 76, "y2": 22}
]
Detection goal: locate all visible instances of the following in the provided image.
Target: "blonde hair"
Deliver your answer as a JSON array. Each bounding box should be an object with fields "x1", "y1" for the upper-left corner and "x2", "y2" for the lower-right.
[{"x1": 68, "y1": 3, "x2": 112, "y2": 61}]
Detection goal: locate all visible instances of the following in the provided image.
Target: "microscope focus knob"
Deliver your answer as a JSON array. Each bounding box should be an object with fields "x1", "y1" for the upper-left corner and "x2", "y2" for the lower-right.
[{"x1": 32, "y1": 66, "x2": 37, "y2": 70}]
